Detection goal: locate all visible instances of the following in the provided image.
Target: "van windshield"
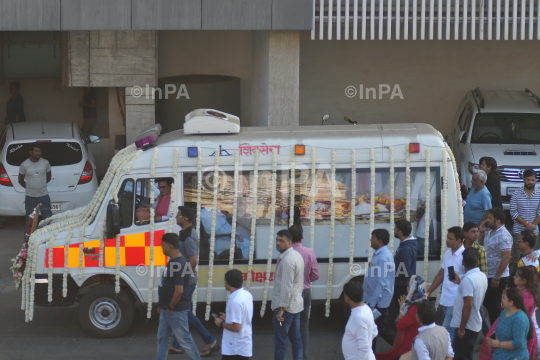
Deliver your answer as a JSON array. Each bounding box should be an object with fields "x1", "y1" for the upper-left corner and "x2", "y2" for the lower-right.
[
  {"x1": 6, "y1": 142, "x2": 83, "y2": 166},
  {"x1": 471, "y1": 113, "x2": 540, "y2": 144}
]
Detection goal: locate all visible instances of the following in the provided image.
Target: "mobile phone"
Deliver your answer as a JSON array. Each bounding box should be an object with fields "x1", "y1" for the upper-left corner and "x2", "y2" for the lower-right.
[
  {"x1": 211, "y1": 313, "x2": 221, "y2": 319},
  {"x1": 490, "y1": 332, "x2": 497, "y2": 340},
  {"x1": 448, "y1": 266, "x2": 456, "y2": 281}
]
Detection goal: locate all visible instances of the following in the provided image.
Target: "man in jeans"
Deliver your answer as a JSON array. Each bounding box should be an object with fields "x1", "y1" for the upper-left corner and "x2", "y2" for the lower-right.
[
  {"x1": 156, "y1": 233, "x2": 200, "y2": 360},
  {"x1": 451, "y1": 248, "x2": 488, "y2": 360},
  {"x1": 169, "y1": 206, "x2": 219, "y2": 357},
  {"x1": 272, "y1": 229, "x2": 304, "y2": 360},
  {"x1": 426, "y1": 227, "x2": 466, "y2": 341},
  {"x1": 478, "y1": 208, "x2": 512, "y2": 325},
  {"x1": 287, "y1": 224, "x2": 319, "y2": 360},
  {"x1": 18, "y1": 143, "x2": 52, "y2": 231},
  {"x1": 362, "y1": 229, "x2": 395, "y2": 348}
]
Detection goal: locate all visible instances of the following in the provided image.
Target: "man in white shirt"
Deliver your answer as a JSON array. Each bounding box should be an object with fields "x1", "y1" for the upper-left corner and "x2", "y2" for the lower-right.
[
  {"x1": 450, "y1": 247, "x2": 488, "y2": 360},
  {"x1": 341, "y1": 280, "x2": 378, "y2": 360},
  {"x1": 426, "y1": 227, "x2": 466, "y2": 341},
  {"x1": 412, "y1": 300, "x2": 454, "y2": 360},
  {"x1": 19, "y1": 143, "x2": 52, "y2": 231},
  {"x1": 214, "y1": 269, "x2": 253, "y2": 359}
]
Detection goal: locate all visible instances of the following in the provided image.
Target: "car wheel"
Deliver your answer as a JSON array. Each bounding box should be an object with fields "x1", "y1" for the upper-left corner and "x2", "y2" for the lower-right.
[{"x1": 78, "y1": 284, "x2": 134, "y2": 338}]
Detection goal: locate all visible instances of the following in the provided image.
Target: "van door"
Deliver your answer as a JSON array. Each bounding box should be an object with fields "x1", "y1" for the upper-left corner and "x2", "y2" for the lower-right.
[{"x1": 111, "y1": 175, "x2": 181, "y2": 303}]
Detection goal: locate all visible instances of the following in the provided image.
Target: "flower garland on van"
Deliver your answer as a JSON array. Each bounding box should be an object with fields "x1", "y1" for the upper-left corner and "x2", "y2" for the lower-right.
[
  {"x1": 309, "y1": 147, "x2": 316, "y2": 319},
  {"x1": 25, "y1": 145, "x2": 137, "y2": 321},
  {"x1": 349, "y1": 149, "x2": 356, "y2": 267},
  {"x1": 405, "y1": 145, "x2": 411, "y2": 220},
  {"x1": 167, "y1": 148, "x2": 179, "y2": 233},
  {"x1": 325, "y1": 149, "x2": 337, "y2": 317},
  {"x1": 246, "y1": 150, "x2": 259, "y2": 290},
  {"x1": 423, "y1": 148, "x2": 431, "y2": 281},
  {"x1": 368, "y1": 148, "x2": 375, "y2": 262},
  {"x1": 62, "y1": 230, "x2": 74, "y2": 297},
  {"x1": 147, "y1": 147, "x2": 159, "y2": 318},
  {"x1": 261, "y1": 148, "x2": 278, "y2": 317},
  {"x1": 226, "y1": 151, "x2": 240, "y2": 302},
  {"x1": 192, "y1": 148, "x2": 203, "y2": 314},
  {"x1": 205, "y1": 149, "x2": 220, "y2": 321},
  {"x1": 389, "y1": 147, "x2": 395, "y2": 253},
  {"x1": 289, "y1": 151, "x2": 295, "y2": 227}
]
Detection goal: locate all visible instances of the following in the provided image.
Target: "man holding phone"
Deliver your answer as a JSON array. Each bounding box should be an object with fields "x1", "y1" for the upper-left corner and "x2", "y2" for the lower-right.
[
  {"x1": 426, "y1": 227, "x2": 466, "y2": 341},
  {"x1": 213, "y1": 269, "x2": 254, "y2": 359}
]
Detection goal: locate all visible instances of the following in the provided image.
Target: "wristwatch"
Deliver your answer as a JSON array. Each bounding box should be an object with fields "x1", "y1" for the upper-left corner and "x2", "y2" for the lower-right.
[
  {"x1": 278, "y1": 307, "x2": 285, "y2": 311},
  {"x1": 494, "y1": 276, "x2": 500, "y2": 282},
  {"x1": 220, "y1": 320, "x2": 224, "y2": 328},
  {"x1": 167, "y1": 305, "x2": 173, "y2": 311}
]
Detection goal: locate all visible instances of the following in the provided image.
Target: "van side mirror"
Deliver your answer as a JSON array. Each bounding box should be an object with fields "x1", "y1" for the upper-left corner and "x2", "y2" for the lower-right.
[
  {"x1": 459, "y1": 131, "x2": 468, "y2": 144},
  {"x1": 88, "y1": 135, "x2": 101, "y2": 144},
  {"x1": 444, "y1": 134, "x2": 451, "y2": 143},
  {"x1": 105, "y1": 201, "x2": 121, "y2": 238}
]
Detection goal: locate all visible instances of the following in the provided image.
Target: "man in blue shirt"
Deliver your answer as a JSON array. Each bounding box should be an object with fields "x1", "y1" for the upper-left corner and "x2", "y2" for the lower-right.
[
  {"x1": 363, "y1": 228, "x2": 395, "y2": 348},
  {"x1": 464, "y1": 170, "x2": 492, "y2": 225}
]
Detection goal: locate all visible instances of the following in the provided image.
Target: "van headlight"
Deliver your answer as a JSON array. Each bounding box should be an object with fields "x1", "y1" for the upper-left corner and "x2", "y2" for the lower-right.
[{"x1": 468, "y1": 162, "x2": 479, "y2": 174}]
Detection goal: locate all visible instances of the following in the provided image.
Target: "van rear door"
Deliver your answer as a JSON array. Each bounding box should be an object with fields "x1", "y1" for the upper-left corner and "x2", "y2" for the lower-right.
[{"x1": 5, "y1": 140, "x2": 86, "y2": 193}]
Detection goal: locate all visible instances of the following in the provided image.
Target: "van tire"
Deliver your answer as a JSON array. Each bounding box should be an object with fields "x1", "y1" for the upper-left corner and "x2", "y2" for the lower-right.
[{"x1": 78, "y1": 284, "x2": 134, "y2": 338}]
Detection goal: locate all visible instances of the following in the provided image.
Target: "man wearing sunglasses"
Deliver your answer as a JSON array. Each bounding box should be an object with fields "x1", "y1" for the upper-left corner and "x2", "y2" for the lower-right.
[{"x1": 153, "y1": 178, "x2": 173, "y2": 222}]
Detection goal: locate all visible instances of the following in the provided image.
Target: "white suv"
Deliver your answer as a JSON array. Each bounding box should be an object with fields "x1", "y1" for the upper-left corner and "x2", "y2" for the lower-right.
[
  {"x1": 448, "y1": 88, "x2": 540, "y2": 210},
  {"x1": 0, "y1": 122, "x2": 99, "y2": 225}
]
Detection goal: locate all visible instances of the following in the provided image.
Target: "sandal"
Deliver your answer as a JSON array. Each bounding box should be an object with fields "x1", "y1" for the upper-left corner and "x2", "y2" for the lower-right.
[
  {"x1": 200, "y1": 343, "x2": 221, "y2": 357},
  {"x1": 168, "y1": 348, "x2": 185, "y2": 355}
]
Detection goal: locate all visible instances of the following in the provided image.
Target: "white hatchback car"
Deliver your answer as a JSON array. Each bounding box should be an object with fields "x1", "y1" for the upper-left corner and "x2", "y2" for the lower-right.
[
  {"x1": 0, "y1": 122, "x2": 99, "y2": 225},
  {"x1": 448, "y1": 88, "x2": 540, "y2": 210}
]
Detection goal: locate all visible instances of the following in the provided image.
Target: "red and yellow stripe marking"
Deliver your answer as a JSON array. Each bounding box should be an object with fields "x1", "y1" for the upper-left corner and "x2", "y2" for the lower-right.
[{"x1": 45, "y1": 230, "x2": 167, "y2": 268}]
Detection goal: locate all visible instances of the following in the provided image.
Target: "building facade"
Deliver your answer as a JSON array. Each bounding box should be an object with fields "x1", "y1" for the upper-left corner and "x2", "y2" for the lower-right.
[{"x1": 0, "y1": 0, "x2": 538, "y2": 172}]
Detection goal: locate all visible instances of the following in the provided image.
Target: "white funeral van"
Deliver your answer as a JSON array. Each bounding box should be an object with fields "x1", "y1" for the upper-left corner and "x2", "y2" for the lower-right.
[{"x1": 22, "y1": 110, "x2": 461, "y2": 338}]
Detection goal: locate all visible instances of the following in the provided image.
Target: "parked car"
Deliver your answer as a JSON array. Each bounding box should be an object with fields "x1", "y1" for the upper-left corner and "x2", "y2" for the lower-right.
[
  {"x1": 0, "y1": 122, "x2": 100, "y2": 226},
  {"x1": 447, "y1": 88, "x2": 540, "y2": 210}
]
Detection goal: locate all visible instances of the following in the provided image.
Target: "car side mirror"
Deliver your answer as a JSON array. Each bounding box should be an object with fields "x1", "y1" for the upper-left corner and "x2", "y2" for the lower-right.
[
  {"x1": 444, "y1": 134, "x2": 451, "y2": 143},
  {"x1": 105, "y1": 201, "x2": 121, "y2": 238},
  {"x1": 459, "y1": 131, "x2": 468, "y2": 144},
  {"x1": 88, "y1": 135, "x2": 101, "y2": 144}
]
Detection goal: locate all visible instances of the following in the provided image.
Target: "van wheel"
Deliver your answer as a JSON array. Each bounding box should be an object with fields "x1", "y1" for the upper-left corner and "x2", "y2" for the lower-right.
[{"x1": 78, "y1": 284, "x2": 134, "y2": 338}]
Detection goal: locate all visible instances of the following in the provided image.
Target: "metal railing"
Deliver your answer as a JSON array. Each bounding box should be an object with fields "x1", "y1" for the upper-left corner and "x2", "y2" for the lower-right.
[{"x1": 312, "y1": 0, "x2": 540, "y2": 40}]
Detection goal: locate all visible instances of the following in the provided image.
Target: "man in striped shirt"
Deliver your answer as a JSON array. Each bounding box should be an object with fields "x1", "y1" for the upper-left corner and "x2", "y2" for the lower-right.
[{"x1": 509, "y1": 169, "x2": 540, "y2": 266}]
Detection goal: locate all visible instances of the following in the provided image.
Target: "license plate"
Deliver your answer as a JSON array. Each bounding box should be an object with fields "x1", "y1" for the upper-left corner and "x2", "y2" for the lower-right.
[
  {"x1": 507, "y1": 188, "x2": 518, "y2": 196},
  {"x1": 51, "y1": 203, "x2": 63, "y2": 211}
]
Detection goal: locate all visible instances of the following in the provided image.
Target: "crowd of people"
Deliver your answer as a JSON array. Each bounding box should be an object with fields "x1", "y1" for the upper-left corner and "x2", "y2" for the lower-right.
[{"x1": 154, "y1": 157, "x2": 540, "y2": 360}]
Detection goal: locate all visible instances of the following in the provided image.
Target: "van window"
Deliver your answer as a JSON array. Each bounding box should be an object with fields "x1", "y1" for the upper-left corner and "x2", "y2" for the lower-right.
[
  {"x1": 184, "y1": 166, "x2": 441, "y2": 260},
  {"x1": 6, "y1": 142, "x2": 83, "y2": 166},
  {"x1": 133, "y1": 178, "x2": 174, "y2": 226},
  {"x1": 118, "y1": 179, "x2": 134, "y2": 228}
]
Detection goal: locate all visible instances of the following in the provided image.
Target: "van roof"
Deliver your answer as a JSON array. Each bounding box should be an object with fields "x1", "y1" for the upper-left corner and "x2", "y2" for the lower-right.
[
  {"x1": 8, "y1": 122, "x2": 77, "y2": 141},
  {"x1": 474, "y1": 89, "x2": 540, "y2": 114},
  {"x1": 156, "y1": 123, "x2": 443, "y2": 148}
]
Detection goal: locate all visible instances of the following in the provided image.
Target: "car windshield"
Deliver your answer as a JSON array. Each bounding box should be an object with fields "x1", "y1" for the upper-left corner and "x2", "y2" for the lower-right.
[
  {"x1": 6, "y1": 142, "x2": 83, "y2": 166},
  {"x1": 471, "y1": 113, "x2": 540, "y2": 144}
]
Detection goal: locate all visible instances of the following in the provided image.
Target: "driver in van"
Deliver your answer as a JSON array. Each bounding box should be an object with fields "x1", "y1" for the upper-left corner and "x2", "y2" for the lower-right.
[
  {"x1": 135, "y1": 178, "x2": 173, "y2": 223},
  {"x1": 153, "y1": 178, "x2": 172, "y2": 222}
]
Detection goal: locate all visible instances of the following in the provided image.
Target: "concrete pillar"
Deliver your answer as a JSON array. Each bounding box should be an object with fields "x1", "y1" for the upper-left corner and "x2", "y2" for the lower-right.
[
  {"x1": 125, "y1": 86, "x2": 156, "y2": 145},
  {"x1": 252, "y1": 31, "x2": 300, "y2": 127}
]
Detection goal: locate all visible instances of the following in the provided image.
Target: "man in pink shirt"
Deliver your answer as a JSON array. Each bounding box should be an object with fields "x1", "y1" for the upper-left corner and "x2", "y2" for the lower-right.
[{"x1": 289, "y1": 224, "x2": 319, "y2": 360}]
